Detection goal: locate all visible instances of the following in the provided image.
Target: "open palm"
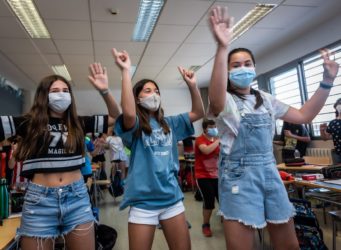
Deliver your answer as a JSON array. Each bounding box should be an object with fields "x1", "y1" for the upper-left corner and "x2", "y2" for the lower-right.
[
  {"x1": 209, "y1": 6, "x2": 234, "y2": 47},
  {"x1": 88, "y1": 63, "x2": 109, "y2": 91}
]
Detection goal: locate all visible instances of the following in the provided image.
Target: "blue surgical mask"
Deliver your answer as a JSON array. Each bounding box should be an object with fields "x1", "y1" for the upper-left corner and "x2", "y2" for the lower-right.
[
  {"x1": 229, "y1": 67, "x2": 256, "y2": 89},
  {"x1": 207, "y1": 128, "x2": 218, "y2": 137}
]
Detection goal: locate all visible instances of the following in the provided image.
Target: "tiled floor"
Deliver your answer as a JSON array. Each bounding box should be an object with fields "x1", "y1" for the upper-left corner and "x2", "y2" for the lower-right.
[{"x1": 98, "y1": 191, "x2": 341, "y2": 250}]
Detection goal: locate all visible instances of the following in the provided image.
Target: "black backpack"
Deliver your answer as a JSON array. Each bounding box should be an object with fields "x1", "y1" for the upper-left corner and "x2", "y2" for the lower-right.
[
  {"x1": 95, "y1": 224, "x2": 117, "y2": 250},
  {"x1": 108, "y1": 170, "x2": 124, "y2": 198}
]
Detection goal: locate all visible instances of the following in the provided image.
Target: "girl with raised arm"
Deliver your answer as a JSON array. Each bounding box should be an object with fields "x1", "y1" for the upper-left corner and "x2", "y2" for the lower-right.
[
  {"x1": 208, "y1": 6, "x2": 339, "y2": 250},
  {"x1": 0, "y1": 63, "x2": 119, "y2": 250},
  {"x1": 112, "y1": 48, "x2": 204, "y2": 250}
]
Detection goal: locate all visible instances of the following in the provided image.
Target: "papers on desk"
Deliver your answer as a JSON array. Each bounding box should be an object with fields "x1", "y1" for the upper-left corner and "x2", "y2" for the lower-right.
[{"x1": 323, "y1": 179, "x2": 341, "y2": 186}]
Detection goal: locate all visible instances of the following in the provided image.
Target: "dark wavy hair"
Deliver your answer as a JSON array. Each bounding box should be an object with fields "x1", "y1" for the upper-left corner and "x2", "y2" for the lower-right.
[
  {"x1": 227, "y1": 48, "x2": 263, "y2": 109},
  {"x1": 16, "y1": 75, "x2": 85, "y2": 160},
  {"x1": 132, "y1": 79, "x2": 170, "y2": 136},
  {"x1": 334, "y1": 98, "x2": 341, "y2": 117}
]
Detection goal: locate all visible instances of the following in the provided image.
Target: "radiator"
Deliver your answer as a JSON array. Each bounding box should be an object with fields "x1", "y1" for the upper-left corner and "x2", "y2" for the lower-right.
[{"x1": 305, "y1": 148, "x2": 333, "y2": 158}]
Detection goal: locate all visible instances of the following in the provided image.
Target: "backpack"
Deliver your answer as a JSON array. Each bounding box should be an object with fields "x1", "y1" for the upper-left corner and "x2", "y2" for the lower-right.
[
  {"x1": 108, "y1": 170, "x2": 124, "y2": 198},
  {"x1": 290, "y1": 199, "x2": 327, "y2": 250},
  {"x1": 95, "y1": 224, "x2": 117, "y2": 250}
]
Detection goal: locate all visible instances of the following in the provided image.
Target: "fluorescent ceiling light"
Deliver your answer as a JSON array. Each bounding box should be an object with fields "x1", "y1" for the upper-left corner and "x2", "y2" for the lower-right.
[
  {"x1": 231, "y1": 4, "x2": 276, "y2": 43},
  {"x1": 132, "y1": 0, "x2": 164, "y2": 42},
  {"x1": 52, "y1": 65, "x2": 72, "y2": 81},
  {"x1": 6, "y1": 0, "x2": 50, "y2": 38}
]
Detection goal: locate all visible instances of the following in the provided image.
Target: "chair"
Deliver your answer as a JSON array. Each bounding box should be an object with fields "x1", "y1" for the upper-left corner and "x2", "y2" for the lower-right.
[{"x1": 329, "y1": 210, "x2": 341, "y2": 250}]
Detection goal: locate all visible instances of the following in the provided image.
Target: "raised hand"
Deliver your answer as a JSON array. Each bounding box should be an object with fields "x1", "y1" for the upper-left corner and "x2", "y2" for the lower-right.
[
  {"x1": 209, "y1": 6, "x2": 234, "y2": 48},
  {"x1": 178, "y1": 66, "x2": 196, "y2": 88},
  {"x1": 112, "y1": 48, "x2": 131, "y2": 70},
  {"x1": 320, "y1": 48, "x2": 339, "y2": 84},
  {"x1": 88, "y1": 63, "x2": 109, "y2": 91}
]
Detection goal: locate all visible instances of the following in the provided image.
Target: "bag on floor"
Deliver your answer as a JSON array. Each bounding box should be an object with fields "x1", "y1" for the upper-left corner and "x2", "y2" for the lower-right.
[
  {"x1": 95, "y1": 224, "x2": 117, "y2": 250},
  {"x1": 108, "y1": 170, "x2": 124, "y2": 198},
  {"x1": 290, "y1": 199, "x2": 327, "y2": 250}
]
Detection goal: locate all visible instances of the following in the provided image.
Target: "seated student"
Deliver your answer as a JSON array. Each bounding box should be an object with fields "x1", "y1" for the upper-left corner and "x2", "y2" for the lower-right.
[
  {"x1": 274, "y1": 121, "x2": 311, "y2": 160},
  {"x1": 320, "y1": 98, "x2": 341, "y2": 163}
]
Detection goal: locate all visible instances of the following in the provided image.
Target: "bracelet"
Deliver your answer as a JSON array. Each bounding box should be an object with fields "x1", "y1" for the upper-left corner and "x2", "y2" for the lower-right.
[
  {"x1": 99, "y1": 89, "x2": 110, "y2": 96},
  {"x1": 319, "y1": 82, "x2": 333, "y2": 90}
]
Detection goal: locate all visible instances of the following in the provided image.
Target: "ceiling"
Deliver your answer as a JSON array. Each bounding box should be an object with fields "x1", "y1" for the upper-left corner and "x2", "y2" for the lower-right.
[{"x1": 0, "y1": 0, "x2": 340, "y2": 91}]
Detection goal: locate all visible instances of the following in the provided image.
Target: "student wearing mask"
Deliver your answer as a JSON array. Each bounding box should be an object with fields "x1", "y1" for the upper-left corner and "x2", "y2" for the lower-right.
[
  {"x1": 208, "y1": 6, "x2": 339, "y2": 250},
  {"x1": 0, "y1": 63, "x2": 120, "y2": 250},
  {"x1": 112, "y1": 48, "x2": 204, "y2": 250},
  {"x1": 194, "y1": 119, "x2": 220, "y2": 237}
]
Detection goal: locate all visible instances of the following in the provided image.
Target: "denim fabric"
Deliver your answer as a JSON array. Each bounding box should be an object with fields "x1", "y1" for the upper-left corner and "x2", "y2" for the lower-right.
[
  {"x1": 218, "y1": 96, "x2": 295, "y2": 228},
  {"x1": 17, "y1": 178, "x2": 94, "y2": 238}
]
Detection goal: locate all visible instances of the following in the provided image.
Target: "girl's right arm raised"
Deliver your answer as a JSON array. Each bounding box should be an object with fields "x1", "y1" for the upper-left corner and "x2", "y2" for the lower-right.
[
  {"x1": 208, "y1": 6, "x2": 234, "y2": 116},
  {"x1": 112, "y1": 48, "x2": 136, "y2": 130}
]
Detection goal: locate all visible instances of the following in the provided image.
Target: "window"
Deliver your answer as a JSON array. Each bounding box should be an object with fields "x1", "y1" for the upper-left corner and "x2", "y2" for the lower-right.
[
  {"x1": 267, "y1": 41, "x2": 341, "y2": 138},
  {"x1": 270, "y1": 67, "x2": 301, "y2": 135},
  {"x1": 304, "y1": 45, "x2": 341, "y2": 136}
]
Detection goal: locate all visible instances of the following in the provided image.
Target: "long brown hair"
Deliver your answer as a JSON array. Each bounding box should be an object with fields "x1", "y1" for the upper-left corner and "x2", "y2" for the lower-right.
[
  {"x1": 16, "y1": 75, "x2": 85, "y2": 160},
  {"x1": 227, "y1": 48, "x2": 263, "y2": 109},
  {"x1": 133, "y1": 79, "x2": 170, "y2": 136}
]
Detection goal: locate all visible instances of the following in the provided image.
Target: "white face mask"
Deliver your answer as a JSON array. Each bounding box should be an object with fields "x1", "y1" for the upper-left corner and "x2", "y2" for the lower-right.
[
  {"x1": 138, "y1": 93, "x2": 161, "y2": 111},
  {"x1": 48, "y1": 92, "x2": 71, "y2": 113},
  {"x1": 336, "y1": 104, "x2": 341, "y2": 114}
]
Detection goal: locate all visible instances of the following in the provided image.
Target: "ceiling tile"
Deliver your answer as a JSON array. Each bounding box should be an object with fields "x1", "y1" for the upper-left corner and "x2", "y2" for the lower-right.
[
  {"x1": 0, "y1": 17, "x2": 29, "y2": 38},
  {"x1": 45, "y1": 20, "x2": 92, "y2": 40},
  {"x1": 92, "y1": 22, "x2": 135, "y2": 41},
  {"x1": 90, "y1": 0, "x2": 139, "y2": 23},
  {"x1": 35, "y1": 0, "x2": 89, "y2": 21},
  {"x1": 94, "y1": 41, "x2": 146, "y2": 56},
  {"x1": 55, "y1": 40, "x2": 93, "y2": 54},
  {"x1": 150, "y1": 25, "x2": 193, "y2": 43},
  {"x1": 158, "y1": 0, "x2": 212, "y2": 25}
]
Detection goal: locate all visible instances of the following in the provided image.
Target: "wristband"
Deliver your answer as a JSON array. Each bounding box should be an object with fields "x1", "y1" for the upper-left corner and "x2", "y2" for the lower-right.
[
  {"x1": 99, "y1": 89, "x2": 109, "y2": 96},
  {"x1": 319, "y1": 82, "x2": 333, "y2": 90}
]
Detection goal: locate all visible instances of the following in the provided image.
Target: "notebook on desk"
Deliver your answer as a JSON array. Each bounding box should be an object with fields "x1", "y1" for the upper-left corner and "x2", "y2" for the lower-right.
[{"x1": 323, "y1": 179, "x2": 341, "y2": 185}]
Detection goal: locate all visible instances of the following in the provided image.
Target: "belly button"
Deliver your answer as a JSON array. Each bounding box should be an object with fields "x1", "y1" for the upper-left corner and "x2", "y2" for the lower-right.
[{"x1": 59, "y1": 178, "x2": 63, "y2": 182}]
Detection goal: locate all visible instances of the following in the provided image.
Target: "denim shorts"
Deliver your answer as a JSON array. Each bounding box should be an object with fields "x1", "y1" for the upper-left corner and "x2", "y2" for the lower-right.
[
  {"x1": 128, "y1": 201, "x2": 185, "y2": 225},
  {"x1": 16, "y1": 178, "x2": 95, "y2": 239},
  {"x1": 219, "y1": 154, "x2": 295, "y2": 228}
]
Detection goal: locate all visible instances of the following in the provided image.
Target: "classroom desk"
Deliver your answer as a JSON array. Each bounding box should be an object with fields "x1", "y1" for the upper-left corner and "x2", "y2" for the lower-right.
[
  {"x1": 294, "y1": 179, "x2": 341, "y2": 194},
  {"x1": 277, "y1": 163, "x2": 328, "y2": 172},
  {"x1": 0, "y1": 217, "x2": 20, "y2": 250}
]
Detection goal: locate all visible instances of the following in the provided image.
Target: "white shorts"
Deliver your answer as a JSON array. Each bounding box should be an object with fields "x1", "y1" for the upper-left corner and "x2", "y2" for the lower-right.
[{"x1": 128, "y1": 201, "x2": 185, "y2": 225}]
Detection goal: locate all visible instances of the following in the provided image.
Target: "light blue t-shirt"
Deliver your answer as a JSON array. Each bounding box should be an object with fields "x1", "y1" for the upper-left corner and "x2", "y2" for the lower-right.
[{"x1": 115, "y1": 113, "x2": 194, "y2": 210}]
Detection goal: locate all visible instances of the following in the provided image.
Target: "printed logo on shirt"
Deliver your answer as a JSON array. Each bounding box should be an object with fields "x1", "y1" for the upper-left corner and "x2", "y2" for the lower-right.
[
  {"x1": 47, "y1": 122, "x2": 68, "y2": 155},
  {"x1": 142, "y1": 127, "x2": 172, "y2": 152}
]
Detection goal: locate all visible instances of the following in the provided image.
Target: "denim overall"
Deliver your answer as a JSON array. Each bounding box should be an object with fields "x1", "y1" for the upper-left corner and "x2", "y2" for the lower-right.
[{"x1": 219, "y1": 95, "x2": 295, "y2": 228}]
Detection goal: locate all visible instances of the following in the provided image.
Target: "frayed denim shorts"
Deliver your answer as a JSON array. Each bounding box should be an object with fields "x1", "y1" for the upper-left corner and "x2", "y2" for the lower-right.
[
  {"x1": 16, "y1": 178, "x2": 94, "y2": 239},
  {"x1": 218, "y1": 154, "x2": 295, "y2": 229}
]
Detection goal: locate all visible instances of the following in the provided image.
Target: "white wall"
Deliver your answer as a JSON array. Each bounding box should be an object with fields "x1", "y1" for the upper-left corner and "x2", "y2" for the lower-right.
[{"x1": 257, "y1": 14, "x2": 341, "y2": 75}]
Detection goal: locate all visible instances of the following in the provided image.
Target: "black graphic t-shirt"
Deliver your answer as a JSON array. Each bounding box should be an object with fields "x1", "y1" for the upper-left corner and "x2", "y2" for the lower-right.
[
  {"x1": 327, "y1": 119, "x2": 341, "y2": 156},
  {"x1": 0, "y1": 115, "x2": 108, "y2": 178}
]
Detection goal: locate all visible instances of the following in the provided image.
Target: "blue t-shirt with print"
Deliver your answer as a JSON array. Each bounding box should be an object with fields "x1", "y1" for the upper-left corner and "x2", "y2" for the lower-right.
[{"x1": 115, "y1": 113, "x2": 194, "y2": 210}]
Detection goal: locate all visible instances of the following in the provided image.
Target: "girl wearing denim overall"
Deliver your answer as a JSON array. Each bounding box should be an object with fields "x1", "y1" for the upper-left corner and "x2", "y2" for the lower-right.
[{"x1": 208, "y1": 6, "x2": 339, "y2": 250}]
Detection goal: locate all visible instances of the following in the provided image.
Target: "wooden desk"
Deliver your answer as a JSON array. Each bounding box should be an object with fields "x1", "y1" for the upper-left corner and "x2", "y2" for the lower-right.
[
  {"x1": 277, "y1": 163, "x2": 327, "y2": 172},
  {"x1": 294, "y1": 179, "x2": 341, "y2": 193},
  {"x1": 0, "y1": 217, "x2": 20, "y2": 250}
]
